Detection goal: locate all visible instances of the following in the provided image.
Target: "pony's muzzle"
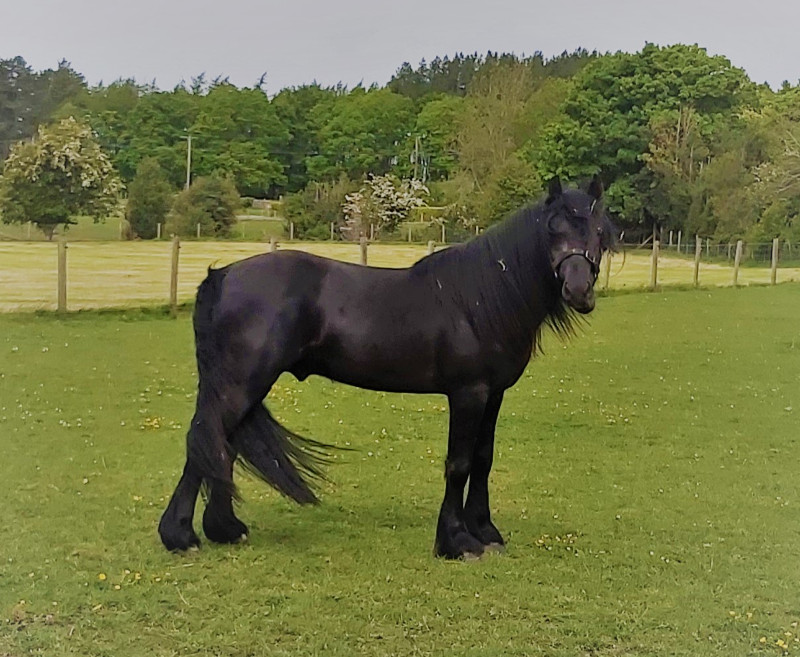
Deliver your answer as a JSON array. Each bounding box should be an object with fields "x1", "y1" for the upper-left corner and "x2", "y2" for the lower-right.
[{"x1": 559, "y1": 258, "x2": 596, "y2": 314}]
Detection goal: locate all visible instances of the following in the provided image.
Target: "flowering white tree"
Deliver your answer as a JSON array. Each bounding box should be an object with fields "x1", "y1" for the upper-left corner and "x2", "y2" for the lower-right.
[
  {"x1": 0, "y1": 117, "x2": 122, "y2": 239},
  {"x1": 341, "y1": 174, "x2": 428, "y2": 239}
]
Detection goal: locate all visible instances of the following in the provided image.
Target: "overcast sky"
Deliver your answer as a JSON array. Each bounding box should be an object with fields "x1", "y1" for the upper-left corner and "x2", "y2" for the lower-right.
[{"x1": 5, "y1": 0, "x2": 799, "y2": 93}]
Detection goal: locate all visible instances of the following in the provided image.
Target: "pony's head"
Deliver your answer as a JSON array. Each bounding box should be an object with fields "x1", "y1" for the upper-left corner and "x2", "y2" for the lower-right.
[{"x1": 544, "y1": 176, "x2": 617, "y2": 314}]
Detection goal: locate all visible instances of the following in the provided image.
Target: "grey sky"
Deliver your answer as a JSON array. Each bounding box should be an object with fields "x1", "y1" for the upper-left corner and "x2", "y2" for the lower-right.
[{"x1": 4, "y1": 0, "x2": 799, "y2": 92}]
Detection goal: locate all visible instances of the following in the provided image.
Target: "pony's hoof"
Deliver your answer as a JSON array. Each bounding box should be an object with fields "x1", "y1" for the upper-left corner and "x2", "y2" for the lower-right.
[
  {"x1": 202, "y1": 513, "x2": 249, "y2": 545},
  {"x1": 159, "y1": 525, "x2": 201, "y2": 552},
  {"x1": 434, "y1": 531, "x2": 486, "y2": 560},
  {"x1": 484, "y1": 542, "x2": 506, "y2": 554}
]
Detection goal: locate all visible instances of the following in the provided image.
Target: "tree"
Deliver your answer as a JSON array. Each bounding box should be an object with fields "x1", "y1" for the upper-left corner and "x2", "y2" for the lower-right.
[
  {"x1": 189, "y1": 82, "x2": 290, "y2": 197},
  {"x1": 272, "y1": 84, "x2": 339, "y2": 193},
  {"x1": 283, "y1": 175, "x2": 360, "y2": 240},
  {"x1": 166, "y1": 175, "x2": 239, "y2": 237},
  {"x1": 0, "y1": 57, "x2": 87, "y2": 160},
  {"x1": 341, "y1": 174, "x2": 429, "y2": 238},
  {"x1": 535, "y1": 44, "x2": 756, "y2": 232},
  {"x1": 395, "y1": 95, "x2": 465, "y2": 182},
  {"x1": 306, "y1": 87, "x2": 415, "y2": 181},
  {"x1": 115, "y1": 87, "x2": 199, "y2": 185},
  {"x1": 0, "y1": 116, "x2": 122, "y2": 239},
  {"x1": 125, "y1": 157, "x2": 173, "y2": 238}
]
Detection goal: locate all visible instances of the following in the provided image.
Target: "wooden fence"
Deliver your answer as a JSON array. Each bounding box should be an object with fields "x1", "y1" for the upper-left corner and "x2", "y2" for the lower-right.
[{"x1": 20, "y1": 235, "x2": 793, "y2": 314}]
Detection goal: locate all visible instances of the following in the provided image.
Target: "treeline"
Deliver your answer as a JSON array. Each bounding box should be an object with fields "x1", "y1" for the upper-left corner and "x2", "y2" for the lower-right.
[{"x1": 2, "y1": 46, "x2": 800, "y2": 242}]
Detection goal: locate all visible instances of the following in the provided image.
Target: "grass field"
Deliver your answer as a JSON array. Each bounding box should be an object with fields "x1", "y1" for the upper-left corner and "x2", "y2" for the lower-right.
[
  {"x1": 1, "y1": 239, "x2": 799, "y2": 313},
  {"x1": 1, "y1": 285, "x2": 798, "y2": 656},
  {"x1": 0, "y1": 215, "x2": 285, "y2": 243}
]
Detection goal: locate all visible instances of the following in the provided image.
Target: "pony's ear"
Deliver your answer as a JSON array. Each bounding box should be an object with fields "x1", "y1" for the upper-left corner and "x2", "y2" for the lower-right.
[
  {"x1": 588, "y1": 174, "x2": 603, "y2": 201},
  {"x1": 547, "y1": 177, "x2": 563, "y2": 203}
]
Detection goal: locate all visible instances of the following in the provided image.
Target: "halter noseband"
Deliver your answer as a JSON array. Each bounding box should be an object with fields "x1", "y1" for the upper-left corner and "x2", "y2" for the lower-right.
[{"x1": 552, "y1": 248, "x2": 600, "y2": 281}]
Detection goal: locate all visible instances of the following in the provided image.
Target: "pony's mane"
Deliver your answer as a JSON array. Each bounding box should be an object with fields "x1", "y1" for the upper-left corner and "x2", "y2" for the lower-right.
[{"x1": 411, "y1": 201, "x2": 578, "y2": 355}]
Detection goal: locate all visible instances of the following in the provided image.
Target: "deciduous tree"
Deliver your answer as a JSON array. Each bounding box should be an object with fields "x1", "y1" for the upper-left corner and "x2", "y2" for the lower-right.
[{"x1": 0, "y1": 116, "x2": 121, "y2": 239}]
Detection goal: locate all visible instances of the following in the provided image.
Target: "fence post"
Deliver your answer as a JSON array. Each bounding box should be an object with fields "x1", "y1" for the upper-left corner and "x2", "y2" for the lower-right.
[
  {"x1": 157, "y1": 223, "x2": 162, "y2": 240},
  {"x1": 677, "y1": 230, "x2": 682, "y2": 253},
  {"x1": 706, "y1": 238, "x2": 709, "y2": 256},
  {"x1": 602, "y1": 253, "x2": 612, "y2": 291},
  {"x1": 290, "y1": 222, "x2": 295, "y2": 241},
  {"x1": 27, "y1": 221, "x2": 32, "y2": 239},
  {"x1": 427, "y1": 240, "x2": 435, "y2": 256},
  {"x1": 668, "y1": 230, "x2": 673, "y2": 247},
  {"x1": 732, "y1": 240, "x2": 743, "y2": 286},
  {"x1": 57, "y1": 238, "x2": 67, "y2": 313},
  {"x1": 196, "y1": 223, "x2": 201, "y2": 239},
  {"x1": 650, "y1": 239, "x2": 659, "y2": 290},
  {"x1": 270, "y1": 236, "x2": 278, "y2": 252},
  {"x1": 408, "y1": 224, "x2": 412, "y2": 243},
  {"x1": 441, "y1": 223, "x2": 446, "y2": 244},
  {"x1": 169, "y1": 235, "x2": 180, "y2": 317},
  {"x1": 331, "y1": 222, "x2": 335, "y2": 241},
  {"x1": 771, "y1": 237, "x2": 780, "y2": 285},
  {"x1": 360, "y1": 236, "x2": 368, "y2": 265},
  {"x1": 693, "y1": 236, "x2": 702, "y2": 288}
]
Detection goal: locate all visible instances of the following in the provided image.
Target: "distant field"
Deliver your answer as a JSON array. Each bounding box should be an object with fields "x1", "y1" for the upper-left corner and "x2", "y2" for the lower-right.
[
  {"x1": 0, "y1": 215, "x2": 286, "y2": 242},
  {"x1": 0, "y1": 239, "x2": 798, "y2": 312},
  {"x1": 1, "y1": 286, "x2": 798, "y2": 656}
]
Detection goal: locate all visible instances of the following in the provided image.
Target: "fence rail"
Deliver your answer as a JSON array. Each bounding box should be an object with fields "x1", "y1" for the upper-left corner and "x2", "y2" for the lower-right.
[{"x1": 0, "y1": 236, "x2": 798, "y2": 313}]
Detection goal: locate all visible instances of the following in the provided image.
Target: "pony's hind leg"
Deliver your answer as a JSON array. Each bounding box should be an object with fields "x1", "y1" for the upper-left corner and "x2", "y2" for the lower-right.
[{"x1": 201, "y1": 441, "x2": 249, "y2": 544}]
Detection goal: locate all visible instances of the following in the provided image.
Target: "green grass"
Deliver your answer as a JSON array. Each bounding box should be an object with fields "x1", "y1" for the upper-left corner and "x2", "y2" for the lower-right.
[
  {"x1": 1, "y1": 285, "x2": 798, "y2": 655},
  {"x1": 0, "y1": 215, "x2": 285, "y2": 243},
  {"x1": 0, "y1": 216, "x2": 125, "y2": 242}
]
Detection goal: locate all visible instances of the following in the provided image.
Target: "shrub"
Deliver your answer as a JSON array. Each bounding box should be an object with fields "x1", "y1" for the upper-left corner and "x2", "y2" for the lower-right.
[
  {"x1": 125, "y1": 158, "x2": 173, "y2": 239},
  {"x1": 167, "y1": 176, "x2": 240, "y2": 237}
]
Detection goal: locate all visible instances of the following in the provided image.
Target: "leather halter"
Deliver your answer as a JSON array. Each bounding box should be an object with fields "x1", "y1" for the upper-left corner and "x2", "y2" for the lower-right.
[{"x1": 552, "y1": 248, "x2": 600, "y2": 281}]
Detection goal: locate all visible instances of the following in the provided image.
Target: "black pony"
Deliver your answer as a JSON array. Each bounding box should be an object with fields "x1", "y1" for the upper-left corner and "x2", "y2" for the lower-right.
[{"x1": 159, "y1": 177, "x2": 617, "y2": 559}]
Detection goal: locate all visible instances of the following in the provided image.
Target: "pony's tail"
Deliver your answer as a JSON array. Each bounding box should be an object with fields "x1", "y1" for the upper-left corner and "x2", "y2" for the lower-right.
[
  {"x1": 186, "y1": 266, "x2": 329, "y2": 505},
  {"x1": 186, "y1": 267, "x2": 238, "y2": 500},
  {"x1": 234, "y1": 404, "x2": 328, "y2": 505}
]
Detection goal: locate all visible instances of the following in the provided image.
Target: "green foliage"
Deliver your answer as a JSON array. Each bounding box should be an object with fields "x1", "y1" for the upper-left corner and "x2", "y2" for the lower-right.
[
  {"x1": 306, "y1": 87, "x2": 415, "y2": 181},
  {"x1": 535, "y1": 44, "x2": 757, "y2": 233},
  {"x1": 167, "y1": 175, "x2": 240, "y2": 237},
  {"x1": 125, "y1": 157, "x2": 173, "y2": 239},
  {"x1": 283, "y1": 176, "x2": 359, "y2": 239},
  {"x1": 4, "y1": 47, "x2": 800, "y2": 245},
  {"x1": 190, "y1": 83, "x2": 289, "y2": 196},
  {"x1": 272, "y1": 84, "x2": 339, "y2": 193},
  {"x1": 0, "y1": 116, "x2": 121, "y2": 239},
  {"x1": 341, "y1": 175, "x2": 429, "y2": 238},
  {"x1": 115, "y1": 87, "x2": 199, "y2": 186},
  {"x1": 395, "y1": 95, "x2": 465, "y2": 181},
  {"x1": 0, "y1": 57, "x2": 87, "y2": 160}
]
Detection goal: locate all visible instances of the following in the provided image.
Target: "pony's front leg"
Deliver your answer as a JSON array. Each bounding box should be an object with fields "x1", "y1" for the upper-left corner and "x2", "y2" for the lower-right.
[
  {"x1": 464, "y1": 390, "x2": 505, "y2": 550},
  {"x1": 434, "y1": 385, "x2": 489, "y2": 559},
  {"x1": 159, "y1": 459, "x2": 202, "y2": 551}
]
